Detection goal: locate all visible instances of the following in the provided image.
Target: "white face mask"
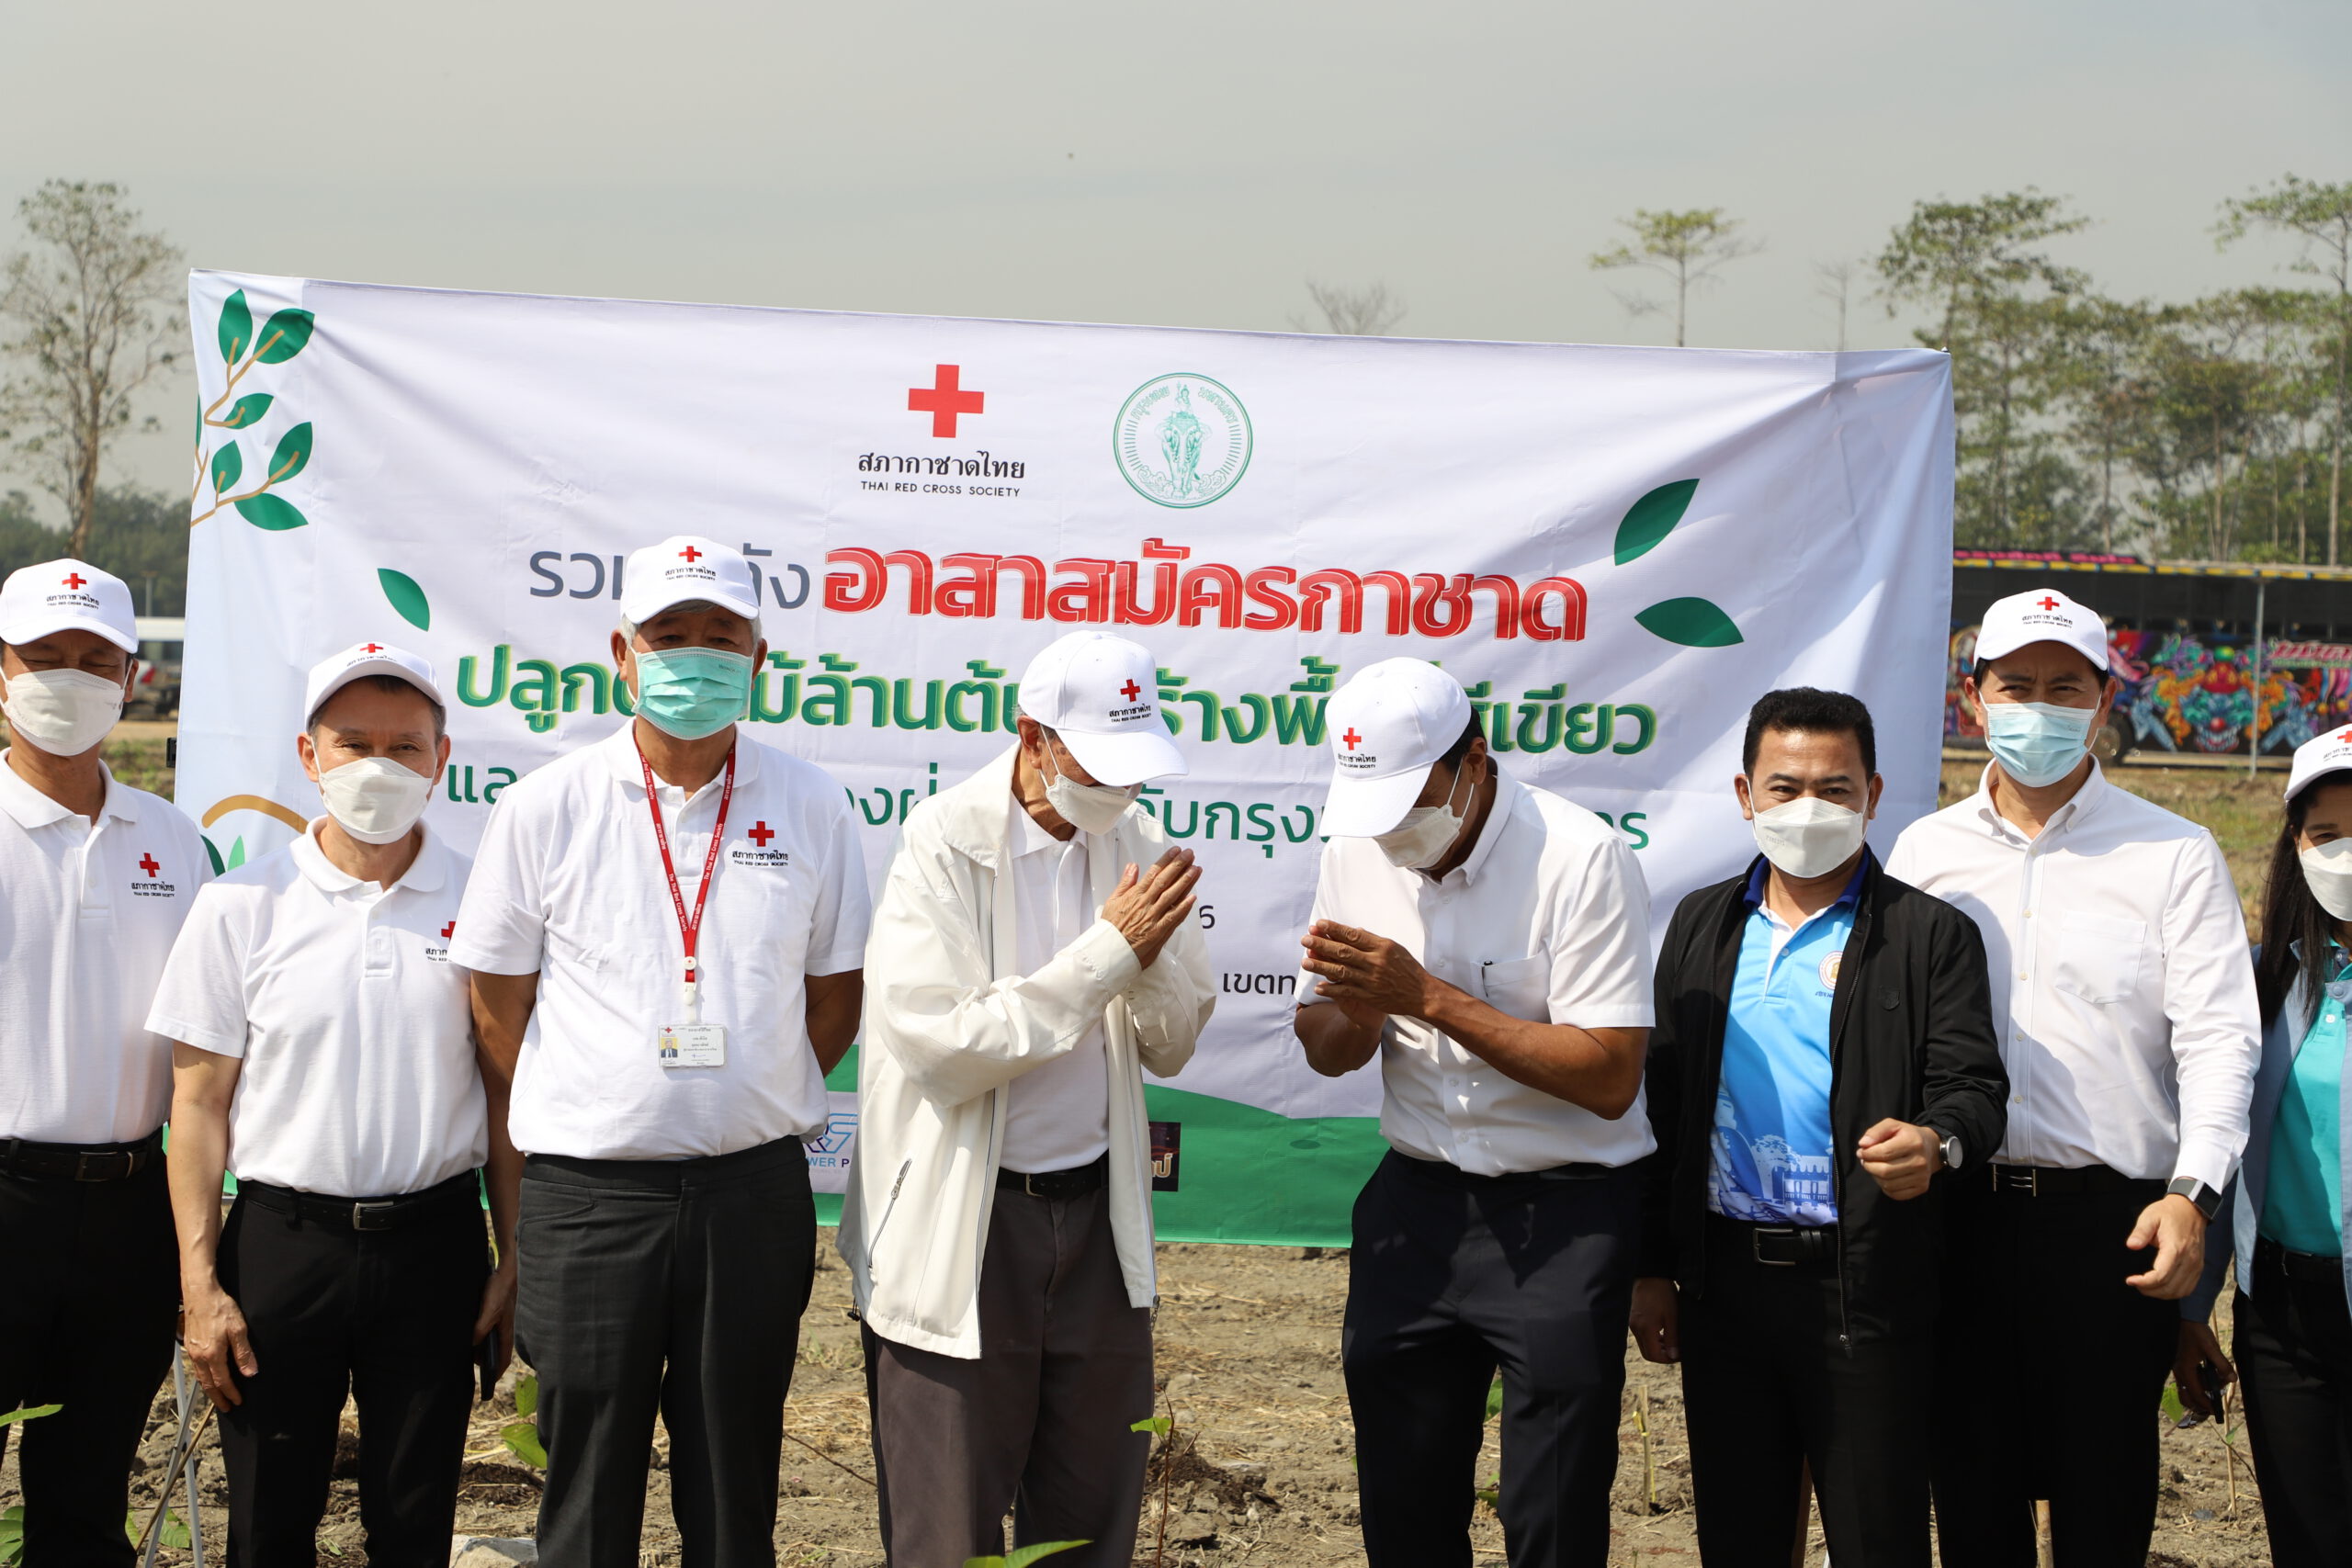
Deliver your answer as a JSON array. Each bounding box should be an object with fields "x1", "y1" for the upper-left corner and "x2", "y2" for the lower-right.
[
  {"x1": 1748, "y1": 794, "x2": 1870, "y2": 879},
  {"x1": 2, "y1": 668, "x2": 126, "y2": 757},
  {"x1": 317, "y1": 756, "x2": 435, "y2": 845},
  {"x1": 1042, "y1": 746, "x2": 1138, "y2": 836},
  {"x1": 1374, "y1": 766, "x2": 1472, "y2": 870},
  {"x1": 2301, "y1": 839, "x2": 2352, "y2": 922}
]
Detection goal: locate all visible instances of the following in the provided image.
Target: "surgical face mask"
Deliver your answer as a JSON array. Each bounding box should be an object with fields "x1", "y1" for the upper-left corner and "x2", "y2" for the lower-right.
[
  {"x1": 1042, "y1": 746, "x2": 1138, "y2": 836},
  {"x1": 1748, "y1": 795, "x2": 1869, "y2": 879},
  {"x1": 1374, "y1": 767, "x2": 1471, "y2": 870},
  {"x1": 632, "y1": 648, "x2": 753, "y2": 740},
  {"x1": 318, "y1": 756, "x2": 435, "y2": 846},
  {"x1": 1984, "y1": 700, "x2": 2097, "y2": 789},
  {"x1": 2300, "y1": 839, "x2": 2352, "y2": 922},
  {"x1": 2, "y1": 668, "x2": 125, "y2": 756}
]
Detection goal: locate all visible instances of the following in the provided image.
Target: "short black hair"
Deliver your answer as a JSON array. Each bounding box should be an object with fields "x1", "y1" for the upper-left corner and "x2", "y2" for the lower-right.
[
  {"x1": 1439, "y1": 714, "x2": 1483, "y2": 769},
  {"x1": 1742, "y1": 687, "x2": 1876, "y2": 778},
  {"x1": 310, "y1": 673, "x2": 447, "y2": 740}
]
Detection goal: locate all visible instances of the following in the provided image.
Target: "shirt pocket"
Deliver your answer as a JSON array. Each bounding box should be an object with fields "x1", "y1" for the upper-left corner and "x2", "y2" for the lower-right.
[
  {"x1": 1478, "y1": 953, "x2": 1554, "y2": 1023},
  {"x1": 2052, "y1": 911, "x2": 2145, "y2": 1006}
]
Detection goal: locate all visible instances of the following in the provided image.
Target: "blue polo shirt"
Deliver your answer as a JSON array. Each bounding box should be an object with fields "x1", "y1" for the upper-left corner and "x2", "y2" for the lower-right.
[
  {"x1": 2261, "y1": 955, "x2": 2349, "y2": 1257},
  {"x1": 1706, "y1": 859, "x2": 1860, "y2": 1225}
]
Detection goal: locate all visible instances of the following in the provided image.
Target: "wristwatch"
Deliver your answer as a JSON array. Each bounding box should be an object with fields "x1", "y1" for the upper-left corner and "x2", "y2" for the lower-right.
[
  {"x1": 2166, "y1": 1176, "x2": 2224, "y2": 1223},
  {"x1": 1936, "y1": 1132, "x2": 1963, "y2": 1171}
]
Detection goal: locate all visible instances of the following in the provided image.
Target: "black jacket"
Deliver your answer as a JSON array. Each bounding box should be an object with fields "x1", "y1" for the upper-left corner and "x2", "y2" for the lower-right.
[{"x1": 1638, "y1": 850, "x2": 2007, "y2": 1345}]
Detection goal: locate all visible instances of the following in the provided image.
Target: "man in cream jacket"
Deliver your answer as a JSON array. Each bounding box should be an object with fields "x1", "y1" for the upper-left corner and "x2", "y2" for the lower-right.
[{"x1": 842, "y1": 629, "x2": 1214, "y2": 1568}]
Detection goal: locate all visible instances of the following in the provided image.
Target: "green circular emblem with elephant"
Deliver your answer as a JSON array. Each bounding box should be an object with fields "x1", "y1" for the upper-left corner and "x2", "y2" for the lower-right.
[{"x1": 1114, "y1": 374, "x2": 1251, "y2": 508}]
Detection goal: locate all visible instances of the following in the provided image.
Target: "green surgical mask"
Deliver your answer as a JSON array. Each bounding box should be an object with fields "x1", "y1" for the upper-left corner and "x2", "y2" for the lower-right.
[{"x1": 631, "y1": 648, "x2": 753, "y2": 740}]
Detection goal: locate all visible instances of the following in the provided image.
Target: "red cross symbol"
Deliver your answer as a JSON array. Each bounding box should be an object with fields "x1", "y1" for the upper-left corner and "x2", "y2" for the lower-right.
[
  {"x1": 361, "y1": 643, "x2": 383, "y2": 654},
  {"x1": 62, "y1": 572, "x2": 86, "y2": 591},
  {"x1": 440, "y1": 920, "x2": 456, "y2": 940},
  {"x1": 1119, "y1": 679, "x2": 1142, "y2": 702},
  {"x1": 1342, "y1": 729, "x2": 1363, "y2": 750},
  {"x1": 679, "y1": 545, "x2": 704, "y2": 563},
  {"x1": 907, "y1": 364, "x2": 984, "y2": 438},
  {"x1": 2035, "y1": 595, "x2": 2061, "y2": 612},
  {"x1": 2337, "y1": 728, "x2": 2352, "y2": 744},
  {"x1": 748, "y1": 821, "x2": 775, "y2": 848},
  {"x1": 138, "y1": 853, "x2": 160, "y2": 877}
]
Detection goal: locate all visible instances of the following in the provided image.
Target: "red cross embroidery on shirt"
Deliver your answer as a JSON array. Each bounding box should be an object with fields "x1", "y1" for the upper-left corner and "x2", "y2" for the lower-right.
[
  {"x1": 1342, "y1": 729, "x2": 1363, "y2": 749},
  {"x1": 679, "y1": 545, "x2": 703, "y2": 563},
  {"x1": 907, "y1": 365, "x2": 984, "y2": 438},
  {"x1": 62, "y1": 572, "x2": 86, "y2": 590},
  {"x1": 139, "y1": 853, "x2": 160, "y2": 877},
  {"x1": 440, "y1": 920, "x2": 456, "y2": 940},
  {"x1": 2035, "y1": 595, "x2": 2061, "y2": 611},
  {"x1": 1119, "y1": 680, "x2": 1142, "y2": 702},
  {"x1": 748, "y1": 821, "x2": 775, "y2": 848}
]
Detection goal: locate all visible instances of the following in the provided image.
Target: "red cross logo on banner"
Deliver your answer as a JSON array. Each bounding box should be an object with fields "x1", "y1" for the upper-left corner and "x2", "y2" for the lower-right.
[
  {"x1": 441, "y1": 920, "x2": 457, "y2": 940},
  {"x1": 1119, "y1": 680, "x2": 1142, "y2": 702},
  {"x1": 748, "y1": 821, "x2": 775, "y2": 848},
  {"x1": 138, "y1": 853, "x2": 160, "y2": 877},
  {"x1": 908, "y1": 365, "x2": 984, "y2": 438},
  {"x1": 1342, "y1": 729, "x2": 1363, "y2": 750},
  {"x1": 2036, "y1": 595, "x2": 2061, "y2": 612},
  {"x1": 62, "y1": 572, "x2": 86, "y2": 590},
  {"x1": 679, "y1": 545, "x2": 703, "y2": 563},
  {"x1": 361, "y1": 643, "x2": 383, "y2": 654}
]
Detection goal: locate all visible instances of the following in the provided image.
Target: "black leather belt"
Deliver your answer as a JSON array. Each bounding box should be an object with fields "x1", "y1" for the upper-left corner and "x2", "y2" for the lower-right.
[
  {"x1": 1988, "y1": 1162, "x2": 2162, "y2": 1198},
  {"x1": 1713, "y1": 1214, "x2": 1837, "y2": 1267},
  {"x1": 998, "y1": 1152, "x2": 1108, "y2": 1201},
  {"x1": 2256, "y1": 1236, "x2": 2346, "y2": 1286},
  {"x1": 237, "y1": 1170, "x2": 481, "y2": 1232},
  {"x1": 0, "y1": 1129, "x2": 164, "y2": 1182}
]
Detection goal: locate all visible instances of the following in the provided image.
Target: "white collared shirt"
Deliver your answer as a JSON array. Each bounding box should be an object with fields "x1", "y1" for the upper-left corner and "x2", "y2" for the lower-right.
[
  {"x1": 449, "y1": 727, "x2": 871, "y2": 1160},
  {"x1": 1886, "y1": 762, "x2": 2259, "y2": 1191},
  {"x1": 0, "y1": 750, "x2": 210, "y2": 1144},
  {"x1": 1000, "y1": 799, "x2": 1110, "y2": 1174},
  {"x1": 1299, "y1": 772, "x2": 1657, "y2": 1175},
  {"x1": 147, "y1": 821, "x2": 483, "y2": 1197}
]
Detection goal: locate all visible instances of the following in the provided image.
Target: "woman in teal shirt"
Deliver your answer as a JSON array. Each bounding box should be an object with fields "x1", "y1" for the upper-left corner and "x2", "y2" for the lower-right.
[{"x1": 2182, "y1": 729, "x2": 2352, "y2": 1567}]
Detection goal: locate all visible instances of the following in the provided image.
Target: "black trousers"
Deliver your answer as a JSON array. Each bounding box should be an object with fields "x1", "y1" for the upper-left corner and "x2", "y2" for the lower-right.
[
  {"x1": 0, "y1": 1160, "x2": 179, "y2": 1568},
  {"x1": 1680, "y1": 1216, "x2": 1929, "y2": 1567},
  {"x1": 515, "y1": 1136, "x2": 814, "y2": 1568},
  {"x1": 1342, "y1": 1150, "x2": 1638, "y2": 1568},
  {"x1": 2233, "y1": 1244, "x2": 2352, "y2": 1568},
  {"x1": 215, "y1": 1177, "x2": 488, "y2": 1568},
  {"x1": 1930, "y1": 1172, "x2": 2178, "y2": 1566}
]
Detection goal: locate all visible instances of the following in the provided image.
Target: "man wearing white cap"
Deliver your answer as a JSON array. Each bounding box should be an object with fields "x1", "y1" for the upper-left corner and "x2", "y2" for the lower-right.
[
  {"x1": 0, "y1": 558, "x2": 209, "y2": 1564},
  {"x1": 452, "y1": 536, "x2": 871, "y2": 1567},
  {"x1": 1295, "y1": 657, "x2": 1654, "y2": 1566},
  {"x1": 843, "y1": 627, "x2": 1212, "y2": 1568},
  {"x1": 152, "y1": 642, "x2": 507, "y2": 1566},
  {"x1": 1888, "y1": 586, "x2": 2260, "y2": 1565}
]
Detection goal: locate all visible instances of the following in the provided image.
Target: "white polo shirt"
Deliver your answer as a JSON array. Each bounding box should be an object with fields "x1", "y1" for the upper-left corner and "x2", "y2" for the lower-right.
[
  {"x1": 1001, "y1": 799, "x2": 1111, "y2": 1174},
  {"x1": 1299, "y1": 771, "x2": 1657, "y2": 1176},
  {"x1": 0, "y1": 750, "x2": 210, "y2": 1145},
  {"x1": 146, "y1": 821, "x2": 484, "y2": 1198},
  {"x1": 450, "y1": 726, "x2": 871, "y2": 1161}
]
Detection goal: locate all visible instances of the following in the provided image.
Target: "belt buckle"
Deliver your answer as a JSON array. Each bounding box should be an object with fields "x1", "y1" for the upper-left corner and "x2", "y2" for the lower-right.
[
  {"x1": 2000, "y1": 1167, "x2": 2040, "y2": 1196},
  {"x1": 1021, "y1": 1172, "x2": 1043, "y2": 1199},
  {"x1": 350, "y1": 1201, "x2": 397, "y2": 1231},
  {"x1": 74, "y1": 1150, "x2": 127, "y2": 1181},
  {"x1": 1752, "y1": 1224, "x2": 1796, "y2": 1267}
]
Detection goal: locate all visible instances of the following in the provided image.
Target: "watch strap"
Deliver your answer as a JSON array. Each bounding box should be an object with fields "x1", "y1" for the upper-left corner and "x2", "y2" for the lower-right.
[{"x1": 2166, "y1": 1176, "x2": 2223, "y2": 1222}]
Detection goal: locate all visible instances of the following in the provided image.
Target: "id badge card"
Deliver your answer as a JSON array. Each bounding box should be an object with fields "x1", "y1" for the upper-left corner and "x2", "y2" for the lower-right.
[{"x1": 657, "y1": 1024, "x2": 728, "y2": 1068}]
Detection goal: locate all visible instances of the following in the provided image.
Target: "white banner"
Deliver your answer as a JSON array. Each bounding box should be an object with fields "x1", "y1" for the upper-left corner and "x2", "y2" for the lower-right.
[{"x1": 178, "y1": 271, "x2": 1951, "y2": 1241}]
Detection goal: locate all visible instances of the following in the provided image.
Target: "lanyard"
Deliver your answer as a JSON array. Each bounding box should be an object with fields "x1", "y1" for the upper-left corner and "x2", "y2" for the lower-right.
[{"x1": 637, "y1": 739, "x2": 735, "y2": 1023}]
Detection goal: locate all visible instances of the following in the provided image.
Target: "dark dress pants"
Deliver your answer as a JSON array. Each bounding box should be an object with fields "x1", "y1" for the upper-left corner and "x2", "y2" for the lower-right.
[
  {"x1": 1930, "y1": 1173, "x2": 2178, "y2": 1567},
  {"x1": 1342, "y1": 1150, "x2": 1638, "y2": 1568},
  {"x1": 515, "y1": 1136, "x2": 815, "y2": 1568},
  {"x1": 1680, "y1": 1215, "x2": 1930, "y2": 1567},
  {"x1": 0, "y1": 1160, "x2": 179, "y2": 1568},
  {"x1": 2233, "y1": 1243, "x2": 2352, "y2": 1568},
  {"x1": 863, "y1": 1182, "x2": 1155, "y2": 1568},
  {"x1": 214, "y1": 1178, "x2": 488, "y2": 1568}
]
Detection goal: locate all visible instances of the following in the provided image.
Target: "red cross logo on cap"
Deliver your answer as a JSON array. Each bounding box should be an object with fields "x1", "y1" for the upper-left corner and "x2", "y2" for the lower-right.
[
  {"x1": 441, "y1": 920, "x2": 456, "y2": 940},
  {"x1": 679, "y1": 545, "x2": 703, "y2": 563},
  {"x1": 2337, "y1": 728, "x2": 2352, "y2": 744},
  {"x1": 62, "y1": 572, "x2": 86, "y2": 590},
  {"x1": 908, "y1": 365, "x2": 984, "y2": 438},
  {"x1": 2036, "y1": 595, "x2": 2061, "y2": 612},
  {"x1": 1342, "y1": 728, "x2": 1363, "y2": 750},
  {"x1": 139, "y1": 853, "x2": 160, "y2": 878},
  {"x1": 1119, "y1": 679, "x2": 1142, "y2": 702},
  {"x1": 361, "y1": 643, "x2": 383, "y2": 654},
  {"x1": 748, "y1": 821, "x2": 775, "y2": 848}
]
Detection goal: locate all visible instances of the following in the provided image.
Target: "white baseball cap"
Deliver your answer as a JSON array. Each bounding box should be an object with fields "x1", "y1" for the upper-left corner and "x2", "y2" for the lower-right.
[
  {"x1": 1320, "y1": 659, "x2": 1475, "y2": 837},
  {"x1": 0, "y1": 558, "x2": 137, "y2": 655},
  {"x1": 620, "y1": 536, "x2": 761, "y2": 626},
  {"x1": 1975, "y1": 586, "x2": 2109, "y2": 674},
  {"x1": 303, "y1": 641, "x2": 447, "y2": 727},
  {"x1": 2287, "y1": 725, "x2": 2352, "y2": 804},
  {"x1": 1017, "y1": 630, "x2": 1187, "y2": 786}
]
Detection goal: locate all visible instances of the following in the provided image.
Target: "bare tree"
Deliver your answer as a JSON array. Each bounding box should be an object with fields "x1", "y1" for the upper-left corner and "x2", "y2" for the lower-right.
[
  {"x1": 0, "y1": 181, "x2": 185, "y2": 558},
  {"x1": 1588, "y1": 209, "x2": 1762, "y2": 347},
  {"x1": 1814, "y1": 259, "x2": 1861, "y2": 351},
  {"x1": 1297, "y1": 279, "x2": 1408, "y2": 336}
]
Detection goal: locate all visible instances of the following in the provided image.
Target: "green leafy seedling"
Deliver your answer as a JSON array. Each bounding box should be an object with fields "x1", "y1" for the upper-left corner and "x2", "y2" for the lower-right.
[
  {"x1": 1130, "y1": 1416, "x2": 1171, "y2": 1437},
  {"x1": 964, "y1": 1543, "x2": 1088, "y2": 1568},
  {"x1": 124, "y1": 1509, "x2": 191, "y2": 1550},
  {"x1": 1485, "y1": 1377, "x2": 1503, "y2": 1421},
  {"x1": 0, "y1": 1405, "x2": 61, "y2": 1427},
  {"x1": 1, "y1": 1505, "x2": 23, "y2": 1568},
  {"x1": 501, "y1": 1373, "x2": 547, "y2": 1468}
]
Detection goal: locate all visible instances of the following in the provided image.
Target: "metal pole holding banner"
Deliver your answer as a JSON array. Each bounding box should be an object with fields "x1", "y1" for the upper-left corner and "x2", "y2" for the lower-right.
[
  {"x1": 2251, "y1": 578, "x2": 2267, "y2": 780},
  {"x1": 138, "y1": 1349, "x2": 208, "y2": 1566}
]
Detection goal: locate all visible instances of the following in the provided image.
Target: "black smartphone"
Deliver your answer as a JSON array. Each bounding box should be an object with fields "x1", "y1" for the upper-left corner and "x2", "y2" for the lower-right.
[{"x1": 476, "y1": 1329, "x2": 500, "y2": 1404}]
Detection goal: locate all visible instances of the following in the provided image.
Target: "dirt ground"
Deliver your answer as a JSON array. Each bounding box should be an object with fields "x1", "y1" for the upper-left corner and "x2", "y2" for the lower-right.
[{"x1": 4, "y1": 1234, "x2": 2267, "y2": 1567}]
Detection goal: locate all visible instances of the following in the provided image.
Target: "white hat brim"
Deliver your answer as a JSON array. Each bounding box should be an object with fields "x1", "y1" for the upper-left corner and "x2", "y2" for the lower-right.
[
  {"x1": 309, "y1": 658, "x2": 448, "y2": 722},
  {"x1": 0, "y1": 610, "x2": 136, "y2": 656},
  {"x1": 1319, "y1": 764, "x2": 1433, "y2": 838},
  {"x1": 1973, "y1": 626, "x2": 2108, "y2": 672},
  {"x1": 1059, "y1": 724, "x2": 1189, "y2": 788},
  {"x1": 620, "y1": 583, "x2": 762, "y2": 624}
]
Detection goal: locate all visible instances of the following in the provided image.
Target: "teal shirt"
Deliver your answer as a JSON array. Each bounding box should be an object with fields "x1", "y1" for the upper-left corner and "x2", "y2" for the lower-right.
[{"x1": 2260, "y1": 964, "x2": 2348, "y2": 1258}]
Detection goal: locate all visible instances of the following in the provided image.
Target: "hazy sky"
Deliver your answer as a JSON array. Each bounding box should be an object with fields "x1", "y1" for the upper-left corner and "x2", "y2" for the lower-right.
[{"x1": 4, "y1": 0, "x2": 2346, "y2": 512}]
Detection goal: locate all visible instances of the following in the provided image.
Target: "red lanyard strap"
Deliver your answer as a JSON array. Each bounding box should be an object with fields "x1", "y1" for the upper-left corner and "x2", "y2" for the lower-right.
[{"x1": 637, "y1": 739, "x2": 735, "y2": 987}]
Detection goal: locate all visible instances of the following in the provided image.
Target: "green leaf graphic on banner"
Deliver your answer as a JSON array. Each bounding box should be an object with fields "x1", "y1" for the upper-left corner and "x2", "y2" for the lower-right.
[
  {"x1": 379, "y1": 569, "x2": 430, "y2": 630},
  {"x1": 267, "y1": 423, "x2": 313, "y2": 484},
  {"x1": 254, "y1": 309, "x2": 315, "y2": 364},
  {"x1": 203, "y1": 836, "x2": 226, "y2": 876},
  {"x1": 217, "y1": 393, "x2": 274, "y2": 430},
  {"x1": 217, "y1": 289, "x2": 252, "y2": 363},
  {"x1": 1635, "y1": 597, "x2": 1744, "y2": 648},
  {"x1": 210, "y1": 443, "x2": 243, "y2": 496},
  {"x1": 1613, "y1": 479, "x2": 1699, "y2": 566},
  {"x1": 234, "y1": 494, "x2": 308, "y2": 531},
  {"x1": 226, "y1": 838, "x2": 246, "y2": 871}
]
